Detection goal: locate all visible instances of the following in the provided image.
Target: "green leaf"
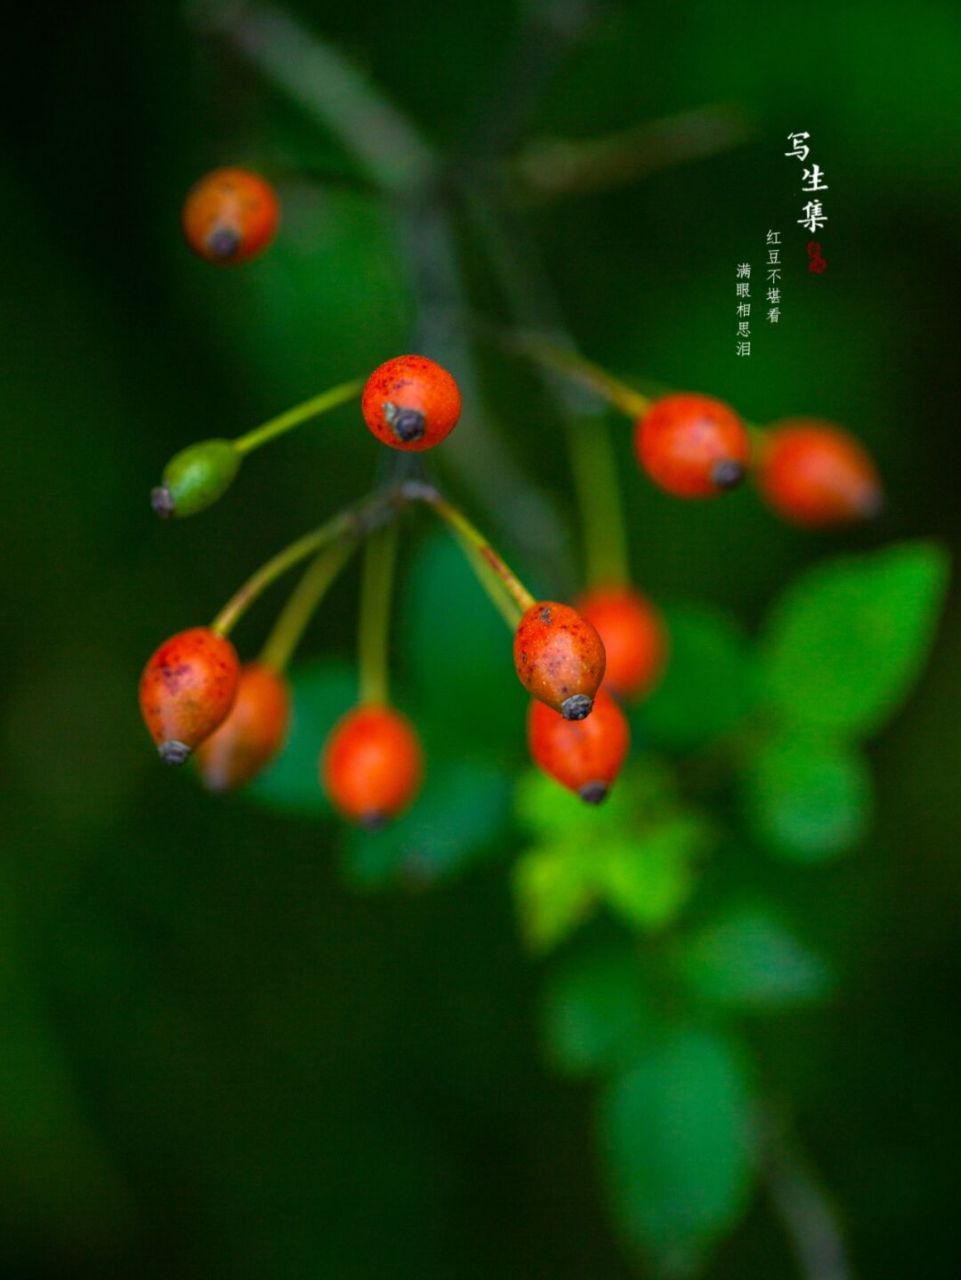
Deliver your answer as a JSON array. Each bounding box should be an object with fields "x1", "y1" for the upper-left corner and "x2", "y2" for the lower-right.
[
  {"x1": 513, "y1": 843, "x2": 599, "y2": 953},
  {"x1": 761, "y1": 541, "x2": 949, "y2": 739},
  {"x1": 542, "y1": 944, "x2": 656, "y2": 1078},
  {"x1": 514, "y1": 762, "x2": 674, "y2": 844},
  {"x1": 402, "y1": 533, "x2": 525, "y2": 756},
  {"x1": 633, "y1": 604, "x2": 757, "y2": 751},
  {"x1": 599, "y1": 1028, "x2": 755, "y2": 1266},
  {"x1": 343, "y1": 757, "x2": 510, "y2": 888},
  {"x1": 245, "y1": 660, "x2": 356, "y2": 817},
  {"x1": 597, "y1": 817, "x2": 708, "y2": 931},
  {"x1": 744, "y1": 734, "x2": 872, "y2": 861},
  {"x1": 679, "y1": 904, "x2": 834, "y2": 1009}
]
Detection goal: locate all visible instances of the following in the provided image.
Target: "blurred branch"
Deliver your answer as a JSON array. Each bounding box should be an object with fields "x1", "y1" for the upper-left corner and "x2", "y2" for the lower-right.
[
  {"x1": 189, "y1": 0, "x2": 435, "y2": 194},
  {"x1": 759, "y1": 1105, "x2": 854, "y2": 1280},
  {"x1": 510, "y1": 102, "x2": 754, "y2": 203}
]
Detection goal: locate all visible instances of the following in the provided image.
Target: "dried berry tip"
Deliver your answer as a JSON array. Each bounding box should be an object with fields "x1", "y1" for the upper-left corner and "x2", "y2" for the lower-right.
[
  {"x1": 384, "y1": 402, "x2": 426, "y2": 443},
  {"x1": 206, "y1": 225, "x2": 241, "y2": 259},
  {"x1": 359, "y1": 810, "x2": 387, "y2": 832},
  {"x1": 561, "y1": 693, "x2": 593, "y2": 721},
  {"x1": 711, "y1": 459, "x2": 745, "y2": 490},
  {"x1": 151, "y1": 485, "x2": 175, "y2": 518},
  {"x1": 158, "y1": 740, "x2": 192, "y2": 766},
  {"x1": 578, "y1": 781, "x2": 609, "y2": 805}
]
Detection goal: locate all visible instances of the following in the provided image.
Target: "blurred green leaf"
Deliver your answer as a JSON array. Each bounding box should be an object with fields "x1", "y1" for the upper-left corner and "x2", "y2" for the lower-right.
[
  {"x1": 514, "y1": 761, "x2": 674, "y2": 843},
  {"x1": 744, "y1": 733, "x2": 872, "y2": 861},
  {"x1": 402, "y1": 533, "x2": 525, "y2": 756},
  {"x1": 343, "y1": 757, "x2": 510, "y2": 887},
  {"x1": 633, "y1": 604, "x2": 757, "y2": 751},
  {"x1": 598, "y1": 1027, "x2": 755, "y2": 1265},
  {"x1": 513, "y1": 842, "x2": 599, "y2": 953},
  {"x1": 761, "y1": 542, "x2": 949, "y2": 739},
  {"x1": 542, "y1": 943, "x2": 656, "y2": 1078},
  {"x1": 245, "y1": 659, "x2": 356, "y2": 816},
  {"x1": 678, "y1": 903, "x2": 834, "y2": 1009},
  {"x1": 598, "y1": 817, "x2": 707, "y2": 931}
]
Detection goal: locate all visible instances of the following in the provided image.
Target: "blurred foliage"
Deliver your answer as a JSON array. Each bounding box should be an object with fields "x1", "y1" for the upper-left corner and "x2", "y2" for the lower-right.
[{"x1": 2, "y1": 0, "x2": 960, "y2": 1278}]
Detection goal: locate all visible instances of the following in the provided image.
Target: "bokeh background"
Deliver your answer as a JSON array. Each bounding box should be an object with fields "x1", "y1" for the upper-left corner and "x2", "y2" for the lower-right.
[{"x1": 2, "y1": 0, "x2": 960, "y2": 1276}]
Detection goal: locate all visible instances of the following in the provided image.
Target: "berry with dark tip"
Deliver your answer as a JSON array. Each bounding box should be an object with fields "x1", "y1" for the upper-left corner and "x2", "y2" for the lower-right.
[
  {"x1": 757, "y1": 419, "x2": 883, "y2": 527},
  {"x1": 514, "y1": 601, "x2": 606, "y2": 720},
  {"x1": 195, "y1": 662, "x2": 291, "y2": 791},
  {"x1": 528, "y1": 689, "x2": 630, "y2": 803},
  {"x1": 576, "y1": 585, "x2": 668, "y2": 701},
  {"x1": 151, "y1": 439, "x2": 241, "y2": 519},
  {"x1": 321, "y1": 705, "x2": 423, "y2": 826},
  {"x1": 182, "y1": 167, "x2": 280, "y2": 265},
  {"x1": 361, "y1": 355, "x2": 461, "y2": 452},
  {"x1": 635, "y1": 393, "x2": 750, "y2": 498},
  {"x1": 139, "y1": 627, "x2": 241, "y2": 764}
]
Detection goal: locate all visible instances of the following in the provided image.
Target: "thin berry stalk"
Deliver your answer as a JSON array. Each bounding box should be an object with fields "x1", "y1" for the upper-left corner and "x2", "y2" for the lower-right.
[
  {"x1": 358, "y1": 522, "x2": 398, "y2": 706},
  {"x1": 565, "y1": 413, "x2": 630, "y2": 587},
  {"x1": 233, "y1": 379, "x2": 363, "y2": 455},
  {"x1": 258, "y1": 540, "x2": 357, "y2": 672}
]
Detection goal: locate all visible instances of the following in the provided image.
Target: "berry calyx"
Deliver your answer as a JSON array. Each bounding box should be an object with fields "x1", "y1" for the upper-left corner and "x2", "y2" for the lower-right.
[
  {"x1": 151, "y1": 439, "x2": 241, "y2": 519},
  {"x1": 756, "y1": 419, "x2": 883, "y2": 527},
  {"x1": 514, "y1": 602, "x2": 606, "y2": 720},
  {"x1": 635, "y1": 393, "x2": 750, "y2": 498},
  {"x1": 139, "y1": 627, "x2": 241, "y2": 764},
  {"x1": 576, "y1": 585, "x2": 668, "y2": 701},
  {"x1": 182, "y1": 167, "x2": 280, "y2": 265},
  {"x1": 321, "y1": 705, "x2": 423, "y2": 827},
  {"x1": 195, "y1": 662, "x2": 291, "y2": 791},
  {"x1": 528, "y1": 689, "x2": 630, "y2": 803},
  {"x1": 361, "y1": 355, "x2": 461, "y2": 452}
]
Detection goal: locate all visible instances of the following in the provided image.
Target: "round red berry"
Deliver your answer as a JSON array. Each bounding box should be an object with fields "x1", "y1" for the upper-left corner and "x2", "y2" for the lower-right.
[
  {"x1": 361, "y1": 355, "x2": 461, "y2": 451},
  {"x1": 757, "y1": 419, "x2": 883, "y2": 527},
  {"x1": 321, "y1": 705, "x2": 423, "y2": 827},
  {"x1": 514, "y1": 601, "x2": 606, "y2": 720},
  {"x1": 195, "y1": 662, "x2": 291, "y2": 792},
  {"x1": 182, "y1": 167, "x2": 280, "y2": 265},
  {"x1": 528, "y1": 689, "x2": 630, "y2": 803},
  {"x1": 635, "y1": 393, "x2": 750, "y2": 498},
  {"x1": 139, "y1": 627, "x2": 241, "y2": 764},
  {"x1": 576, "y1": 585, "x2": 668, "y2": 701}
]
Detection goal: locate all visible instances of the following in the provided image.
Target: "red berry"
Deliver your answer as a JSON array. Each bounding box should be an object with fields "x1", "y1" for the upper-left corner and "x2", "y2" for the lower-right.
[
  {"x1": 757, "y1": 419, "x2": 883, "y2": 527},
  {"x1": 576, "y1": 585, "x2": 668, "y2": 701},
  {"x1": 321, "y1": 705, "x2": 423, "y2": 827},
  {"x1": 361, "y1": 355, "x2": 461, "y2": 451},
  {"x1": 528, "y1": 689, "x2": 630, "y2": 804},
  {"x1": 182, "y1": 167, "x2": 280, "y2": 265},
  {"x1": 139, "y1": 627, "x2": 241, "y2": 764},
  {"x1": 635, "y1": 393, "x2": 750, "y2": 498},
  {"x1": 195, "y1": 662, "x2": 291, "y2": 792},
  {"x1": 514, "y1": 601, "x2": 606, "y2": 720}
]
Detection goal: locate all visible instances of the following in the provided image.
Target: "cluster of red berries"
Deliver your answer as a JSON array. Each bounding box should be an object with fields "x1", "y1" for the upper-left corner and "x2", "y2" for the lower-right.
[{"x1": 143, "y1": 168, "x2": 884, "y2": 826}]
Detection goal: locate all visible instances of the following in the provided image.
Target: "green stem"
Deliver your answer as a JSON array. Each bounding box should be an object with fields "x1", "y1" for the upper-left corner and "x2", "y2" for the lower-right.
[
  {"x1": 358, "y1": 523, "x2": 398, "y2": 706},
  {"x1": 259, "y1": 540, "x2": 357, "y2": 672},
  {"x1": 233, "y1": 379, "x2": 363, "y2": 456},
  {"x1": 404, "y1": 481, "x2": 535, "y2": 620},
  {"x1": 211, "y1": 489, "x2": 399, "y2": 638},
  {"x1": 508, "y1": 332, "x2": 651, "y2": 419},
  {"x1": 565, "y1": 413, "x2": 630, "y2": 587}
]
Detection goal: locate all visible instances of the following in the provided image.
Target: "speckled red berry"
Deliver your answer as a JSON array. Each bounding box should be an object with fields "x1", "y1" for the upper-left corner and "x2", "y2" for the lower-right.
[
  {"x1": 528, "y1": 689, "x2": 630, "y2": 803},
  {"x1": 514, "y1": 601, "x2": 606, "y2": 720},
  {"x1": 635, "y1": 393, "x2": 750, "y2": 498},
  {"x1": 321, "y1": 705, "x2": 423, "y2": 827},
  {"x1": 195, "y1": 662, "x2": 291, "y2": 792},
  {"x1": 576, "y1": 585, "x2": 668, "y2": 701},
  {"x1": 139, "y1": 627, "x2": 241, "y2": 764},
  {"x1": 757, "y1": 419, "x2": 883, "y2": 527},
  {"x1": 361, "y1": 355, "x2": 461, "y2": 451},
  {"x1": 182, "y1": 167, "x2": 280, "y2": 265}
]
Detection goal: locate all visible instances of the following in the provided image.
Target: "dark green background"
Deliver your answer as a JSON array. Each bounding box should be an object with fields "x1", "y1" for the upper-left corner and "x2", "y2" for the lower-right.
[{"x1": 2, "y1": 0, "x2": 959, "y2": 1275}]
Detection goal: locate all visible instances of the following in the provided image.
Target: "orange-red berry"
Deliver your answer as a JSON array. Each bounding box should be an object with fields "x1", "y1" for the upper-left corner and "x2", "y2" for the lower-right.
[
  {"x1": 528, "y1": 689, "x2": 630, "y2": 803},
  {"x1": 321, "y1": 705, "x2": 423, "y2": 827},
  {"x1": 361, "y1": 355, "x2": 462, "y2": 451},
  {"x1": 195, "y1": 662, "x2": 291, "y2": 792},
  {"x1": 576, "y1": 585, "x2": 668, "y2": 701},
  {"x1": 139, "y1": 627, "x2": 241, "y2": 764},
  {"x1": 756, "y1": 419, "x2": 883, "y2": 527},
  {"x1": 635, "y1": 393, "x2": 750, "y2": 498},
  {"x1": 514, "y1": 601, "x2": 606, "y2": 721},
  {"x1": 182, "y1": 167, "x2": 280, "y2": 265}
]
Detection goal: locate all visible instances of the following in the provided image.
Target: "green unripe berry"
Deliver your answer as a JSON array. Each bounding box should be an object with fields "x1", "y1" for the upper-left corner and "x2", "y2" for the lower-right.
[{"x1": 151, "y1": 439, "x2": 241, "y2": 518}]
